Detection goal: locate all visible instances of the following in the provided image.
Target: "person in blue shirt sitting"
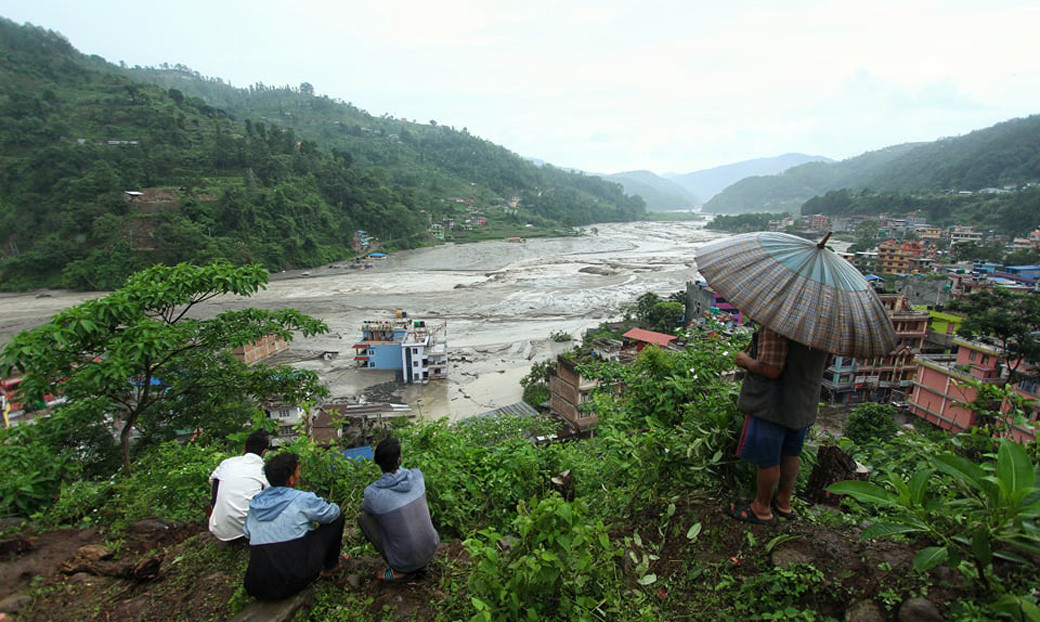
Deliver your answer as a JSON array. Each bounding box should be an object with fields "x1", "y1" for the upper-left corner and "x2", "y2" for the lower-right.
[{"x1": 243, "y1": 451, "x2": 347, "y2": 600}]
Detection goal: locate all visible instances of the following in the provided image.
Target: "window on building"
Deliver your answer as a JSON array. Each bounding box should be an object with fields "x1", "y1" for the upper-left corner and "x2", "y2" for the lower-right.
[{"x1": 413, "y1": 361, "x2": 419, "y2": 367}]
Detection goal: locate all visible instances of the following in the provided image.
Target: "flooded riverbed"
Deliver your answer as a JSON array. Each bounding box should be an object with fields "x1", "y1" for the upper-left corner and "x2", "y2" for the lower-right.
[{"x1": 0, "y1": 221, "x2": 726, "y2": 421}]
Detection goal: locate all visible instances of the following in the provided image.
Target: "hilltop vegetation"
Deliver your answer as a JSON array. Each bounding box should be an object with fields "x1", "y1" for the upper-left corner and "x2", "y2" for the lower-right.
[
  {"x1": 1, "y1": 291, "x2": 1037, "y2": 619},
  {"x1": 801, "y1": 186, "x2": 1040, "y2": 237},
  {"x1": 0, "y1": 18, "x2": 645, "y2": 291},
  {"x1": 705, "y1": 116, "x2": 1040, "y2": 214}
]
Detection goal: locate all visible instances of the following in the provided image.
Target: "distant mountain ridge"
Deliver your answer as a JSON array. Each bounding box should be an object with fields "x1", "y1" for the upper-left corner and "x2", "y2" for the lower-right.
[
  {"x1": 598, "y1": 170, "x2": 699, "y2": 211},
  {"x1": 597, "y1": 154, "x2": 830, "y2": 211},
  {"x1": 704, "y1": 116, "x2": 1040, "y2": 214},
  {"x1": 666, "y1": 154, "x2": 832, "y2": 203}
]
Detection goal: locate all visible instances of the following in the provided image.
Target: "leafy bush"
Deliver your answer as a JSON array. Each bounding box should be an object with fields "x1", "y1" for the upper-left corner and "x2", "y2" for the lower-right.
[
  {"x1": 466, "y1": 495, "x2": 618, "y2": 621},
  {"x1": 843, "y1": 403, "x2": 899, "y2": 446},
  {"x1": 103, "y1": 441, "x2": 221, "y2": 525},
  {"x1": 0, "y1": 425, "x2": 79, "y2": 517},
  {"x1": 829, "y1": 438, "x2": 1040, "y2": 593},
  {"x1": 549, "y1": 330, "x2": 572, "y2": 342}
]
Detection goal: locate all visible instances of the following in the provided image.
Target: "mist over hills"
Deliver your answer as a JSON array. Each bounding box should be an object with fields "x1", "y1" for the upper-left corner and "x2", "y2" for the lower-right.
[
  {"x1": 597, "y1": 154, "x2": 831, "y2": 212},
  {"x1": 598, "y1": 171, "x2": 699, "y2": 211}
]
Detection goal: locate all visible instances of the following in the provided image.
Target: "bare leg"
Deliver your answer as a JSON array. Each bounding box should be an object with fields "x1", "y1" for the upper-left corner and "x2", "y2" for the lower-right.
[
  {"x1": 750, "y1": 465, "x2": 779, "y2": 520},
  {"x1": 774, "y1": 455, "x2": 800, "y2": 513}
]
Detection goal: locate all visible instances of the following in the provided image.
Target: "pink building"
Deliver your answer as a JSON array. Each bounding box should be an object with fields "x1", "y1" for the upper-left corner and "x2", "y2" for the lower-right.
[{"x1": 907, "y1": 338, "x2": 1037, "y2": 443}]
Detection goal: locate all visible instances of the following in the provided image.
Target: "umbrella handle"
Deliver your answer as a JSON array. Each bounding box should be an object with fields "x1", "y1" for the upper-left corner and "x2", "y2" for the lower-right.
[{"x1": 816, "y1": 231, "x2": 832, "y2": 248}]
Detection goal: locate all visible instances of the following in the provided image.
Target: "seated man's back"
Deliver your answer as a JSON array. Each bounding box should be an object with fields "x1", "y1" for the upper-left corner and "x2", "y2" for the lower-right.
[
  {"x1": 244, "y1": 452, "x2": 345, "y2": 600},
  {"x1": 360, "y1": 437, "x2": 440, "y2": 577},
  {"x1": 208, "y1": 430, "x2": 269, "y2": 542},
  {"x1": 361, "y1": 466, "x2": 439, "y2": 573}
]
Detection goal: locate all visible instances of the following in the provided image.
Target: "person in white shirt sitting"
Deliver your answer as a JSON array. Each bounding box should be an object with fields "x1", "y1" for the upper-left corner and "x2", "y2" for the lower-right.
[{"x1": 208, "y1": 429, "x2": 270, "y2": 543}]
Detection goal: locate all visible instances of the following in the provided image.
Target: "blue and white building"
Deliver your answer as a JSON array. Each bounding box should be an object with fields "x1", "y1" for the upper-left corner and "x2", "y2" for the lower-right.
[{"x1": 353, "y1": 312, "x2": 448, "y2": 384}]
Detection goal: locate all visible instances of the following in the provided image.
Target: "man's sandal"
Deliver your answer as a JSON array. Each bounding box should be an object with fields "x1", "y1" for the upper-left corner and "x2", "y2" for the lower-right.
[
  {"x1": 380, "y1": 566, "x2": 413, "y2": 582},
  {"x1": 726, "y1": 502, "x2": 777, "y2": 525},
  {"x1": 772, "y1": 504, "x2": 798, "y2": 521}
]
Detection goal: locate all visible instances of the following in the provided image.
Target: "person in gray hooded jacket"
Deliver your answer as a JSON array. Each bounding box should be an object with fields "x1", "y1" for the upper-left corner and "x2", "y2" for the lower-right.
[
  {"x1": 243, "y1": 452, "x2": 346, "y2": 600},
  {"x1": 359, "y1": 437, "x2": 440, "y2": 581}
]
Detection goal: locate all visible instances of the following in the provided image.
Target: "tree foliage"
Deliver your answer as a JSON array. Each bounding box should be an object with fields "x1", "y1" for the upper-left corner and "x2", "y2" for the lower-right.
[
  {"x1": 947, "y1": 289, "x2": 1040, "y2": 385},
  {"x1": 0, "y1": 17, "x2": 646, "y2": 290},
  {"x1": 843, "y1": 402, "x2": 900, "y2": 446},
  {"x1": 0, "y1": 262, "x2": 329, "y2": 472}
]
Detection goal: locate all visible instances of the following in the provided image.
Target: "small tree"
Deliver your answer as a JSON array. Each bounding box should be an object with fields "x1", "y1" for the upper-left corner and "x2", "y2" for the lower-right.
[
  {"x1": 1, "y1": 263, "x2": 329, "y2": 472},
  {"x1": 843, "y1": 402, "x2": 899, "y2": 446},
  {"x1": 948, "y1": 289, "x2": 1040, "y2": 385}
]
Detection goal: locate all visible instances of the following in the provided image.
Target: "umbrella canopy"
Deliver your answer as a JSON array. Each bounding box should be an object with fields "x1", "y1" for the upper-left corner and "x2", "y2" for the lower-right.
[{"x1": 695, "y1": 231, "x2": 896, "y2": 358}]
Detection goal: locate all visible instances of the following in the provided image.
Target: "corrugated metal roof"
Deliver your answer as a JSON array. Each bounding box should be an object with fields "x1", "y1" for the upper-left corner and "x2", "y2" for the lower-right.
[{"x1": 622, "y1": 327, "x2": 676, "y2": 347}]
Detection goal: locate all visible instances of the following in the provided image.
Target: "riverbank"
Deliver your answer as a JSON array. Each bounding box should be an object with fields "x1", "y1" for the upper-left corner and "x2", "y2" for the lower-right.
[{"x1": 0, "y1": 221, "x2": 726, "y2": 421}]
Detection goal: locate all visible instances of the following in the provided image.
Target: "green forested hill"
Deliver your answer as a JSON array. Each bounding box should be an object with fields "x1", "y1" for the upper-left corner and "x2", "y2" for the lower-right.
[
  {"x1": 704, "y1": 115, "x2": 1040, "y2": 214},
  {"x1": 0, "y1": 18, "x2": 645, "y2": 290}
]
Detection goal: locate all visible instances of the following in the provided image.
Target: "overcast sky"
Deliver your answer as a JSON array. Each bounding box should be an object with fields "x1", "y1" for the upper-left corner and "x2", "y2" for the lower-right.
[{"x1": 3, "y1": 0, "x2": 1038, "y2": 175}]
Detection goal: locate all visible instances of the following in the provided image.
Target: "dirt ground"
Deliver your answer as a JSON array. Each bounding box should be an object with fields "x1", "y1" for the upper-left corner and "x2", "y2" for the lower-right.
[{"x1": 0, "y1": 488, "x2": 975, "y2": 622}]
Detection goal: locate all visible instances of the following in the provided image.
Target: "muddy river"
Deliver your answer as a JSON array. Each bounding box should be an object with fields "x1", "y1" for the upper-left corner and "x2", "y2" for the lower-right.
[{"x1": 0, "y1": 220, "x2": 726, "y2": 421}]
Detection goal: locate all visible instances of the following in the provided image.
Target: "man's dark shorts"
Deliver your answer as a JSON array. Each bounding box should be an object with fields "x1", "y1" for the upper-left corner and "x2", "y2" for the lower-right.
[{"x1": 737, "y1": 416, "x2": 808, "y2": 467}]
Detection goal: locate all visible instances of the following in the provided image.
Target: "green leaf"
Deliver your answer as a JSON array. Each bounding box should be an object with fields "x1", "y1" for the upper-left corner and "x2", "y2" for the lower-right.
[
  {"x1": 686, "y1": 523, "x2": 702, "y2": 541},
  {"x1": 637, "y1": 573, "x2": 657, "y2": 585},
  {"x1": 861, "y1": 522, "x2": 926, "y2": 540},
  {"x1": 913, "y1": 546, "x2": 948, "y2": 572},
  {"x1": 997, "y1": 438, "x2": 1036, "y2": 501},
  {"x1": 908, "y1": 468, "x2": 934, "y2": 506},
  {"x1": 971, "y1": 529, "x2": 992, "y2": 567},
  {"x1": 1022, "y1": 598, "x2": 1040, "y2": 622},
  {"x1": 933, "y1": 453, "x2": 984, "y2": 489},
  {"x1": 827, "y1": 480, "x2": 897, "y2": 505}
]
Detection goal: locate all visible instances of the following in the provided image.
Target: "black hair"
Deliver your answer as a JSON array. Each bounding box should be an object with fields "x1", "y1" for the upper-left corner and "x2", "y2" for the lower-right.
[
  {"x1": 264, "y1": 452, "x2": 299, "y2": 487},
  {"x1": 244, "y1": 429, "x2": 270, "y2": 456},
  {"x1": 374, "y1": 437, "x2": 401, "y2": 473}
]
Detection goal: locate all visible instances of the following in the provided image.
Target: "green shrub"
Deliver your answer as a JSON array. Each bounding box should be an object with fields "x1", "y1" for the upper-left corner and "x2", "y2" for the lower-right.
[
  {"x1": 104, "y1": 441, "x2": 221, "y2": 525},
  {"x1": 0, "y1": 426, "x2": 79, "y2": 518},
  {"x1": 830, "y1": 438, "x2": 1040, "y2": 593},
  {"x1": 844, "y1": 403, "x2": 899, "y2": 446},
  {"x1": 466, "y1": 495, "x2": 618, "y2": 621}
]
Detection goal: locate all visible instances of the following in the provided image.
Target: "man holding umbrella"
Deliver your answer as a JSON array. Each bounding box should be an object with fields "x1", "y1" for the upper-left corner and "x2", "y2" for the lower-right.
[
  {"x1": 695, "y1": 232, "x2": 896, "y2": 525},
  {"x1": 730, "y1": 326, "x2": 829, "y2": 522}
]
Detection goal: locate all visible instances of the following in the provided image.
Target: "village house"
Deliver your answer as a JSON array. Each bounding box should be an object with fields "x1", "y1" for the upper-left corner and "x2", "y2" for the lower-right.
[
  {"x1": 907, "y1": 338, "x2": 1037, "y2": 443},
  {"x1": 685, "y1": 280, "x2": 745, "y2": 327},
  {"x1": 548, "y1": 355, "x2": 600, "y2": 433},
  {"x1": 621, "y1": 327, "x2": 678, "y2": 353},
  {"x1": 232, "y1": 333, "x2": 289, "y2": 364},
  {"x1": 821, "y1": 293, "x2": 928, "y2": 404},
  {"x1": 352, "y1": 312, "x2": 448, "y2": 384}
]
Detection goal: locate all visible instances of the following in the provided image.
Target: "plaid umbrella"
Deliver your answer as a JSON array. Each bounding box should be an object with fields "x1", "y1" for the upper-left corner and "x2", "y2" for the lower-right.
[{"x1": 695, "y1": 231, "x2": 896, "y2": 357}]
